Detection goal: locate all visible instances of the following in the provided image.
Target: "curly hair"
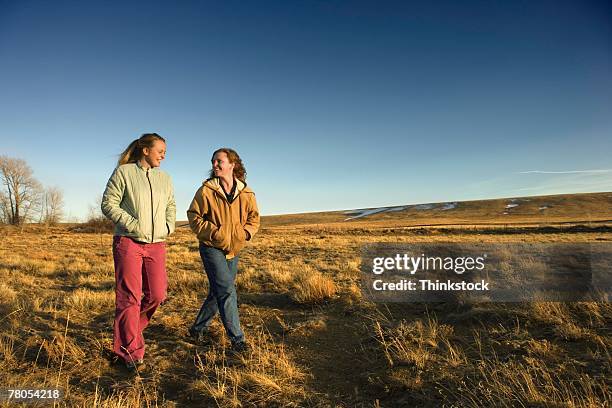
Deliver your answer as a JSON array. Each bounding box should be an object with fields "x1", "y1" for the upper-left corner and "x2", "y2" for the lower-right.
[{"x1": 209, "y1": 148, "x2": 247, "y2": 182}]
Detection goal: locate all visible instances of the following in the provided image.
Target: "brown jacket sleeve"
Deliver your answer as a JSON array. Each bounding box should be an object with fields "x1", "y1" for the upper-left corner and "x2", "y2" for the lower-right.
[
  {"x1": 243, "y1": 192, "x2": 260, "y2": 240},
  {"x1": 187, "y1": 186, "x2": 219, "y2": 242}
]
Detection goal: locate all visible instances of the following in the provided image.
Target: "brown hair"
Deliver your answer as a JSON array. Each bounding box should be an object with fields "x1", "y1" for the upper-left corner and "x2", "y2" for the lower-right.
[
  {"x1": 209, "y1": 148, "x2": 247, "y2": 182},
  {"x1": 117, "y1": 133, "x2": 166, "y2": 166}
]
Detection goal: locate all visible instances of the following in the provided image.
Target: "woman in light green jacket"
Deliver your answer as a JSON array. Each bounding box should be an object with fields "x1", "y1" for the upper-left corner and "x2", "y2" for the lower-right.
[{"x1": 101, "y1": 133, "x2": 176, "y2": 371}]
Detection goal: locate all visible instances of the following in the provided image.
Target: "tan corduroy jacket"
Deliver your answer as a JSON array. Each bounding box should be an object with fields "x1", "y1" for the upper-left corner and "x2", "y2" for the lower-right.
[{"x1": 187, "y1": 177, "x2": 260, "y2": 259}]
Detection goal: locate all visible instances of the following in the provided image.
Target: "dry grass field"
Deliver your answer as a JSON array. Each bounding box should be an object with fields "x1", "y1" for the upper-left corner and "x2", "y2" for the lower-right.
[{"x1": 0, "y1": 192, "x2": 611, "y2": 407}]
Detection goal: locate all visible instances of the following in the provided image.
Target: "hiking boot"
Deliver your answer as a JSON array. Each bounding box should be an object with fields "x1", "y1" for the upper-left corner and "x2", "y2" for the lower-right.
[
  {"x1": 125, "y1": 358, "x2": 144, "y2": 371},
  {"x1": 188, "y1": 327, "x2": 212, "y2": 345},
  {"x1": 230, "y1": 341, "x2": 249, "y2": 354}
]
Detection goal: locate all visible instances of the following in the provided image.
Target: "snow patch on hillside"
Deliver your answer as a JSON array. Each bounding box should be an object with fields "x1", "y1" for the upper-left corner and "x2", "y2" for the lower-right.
[
  {"x1": 343, "y1": 208, "x2": 390, "y2": 220},
  {"x1": 386, "y1": 206, "x2": 409, "y2": 212},
  {"x1": 343, "y1": 202, "x2": 459, "y2": 221},
  {"x1": 413, "y1": 204, "x2": 434, "y2": 210}
]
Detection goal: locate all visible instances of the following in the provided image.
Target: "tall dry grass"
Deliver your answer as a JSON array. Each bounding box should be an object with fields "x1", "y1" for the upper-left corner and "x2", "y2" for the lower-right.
[
  {"x1": 193, "y1": 328, "x2": 308, "y2": 407},
  {"x1": 0, "y1": 223, "x2": 609, "y2": 406}
]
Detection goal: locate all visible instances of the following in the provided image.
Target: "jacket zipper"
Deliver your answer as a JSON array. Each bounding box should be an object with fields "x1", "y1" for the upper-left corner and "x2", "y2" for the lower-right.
[
  {"x1": 224, "y1": 188, "x2": 233, "y2": 250},
  {"x1": 146, "y1": 169, "x2": 154, "y2": 243},
  {"x1": 220, "y1": 184, "x2": 234, "y2": 251}
]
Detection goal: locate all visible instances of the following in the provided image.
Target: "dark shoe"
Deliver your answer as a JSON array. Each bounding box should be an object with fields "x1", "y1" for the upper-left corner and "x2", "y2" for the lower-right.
[
  {"x1": 230, "y1": 341, "x2": 249, "y2": 354},
  {"x1": 188, "y1": 327, "x2": 212, "y2": 345},
  {"x1": 125, "y1": 358, "x2": 144, "y2": 371}
]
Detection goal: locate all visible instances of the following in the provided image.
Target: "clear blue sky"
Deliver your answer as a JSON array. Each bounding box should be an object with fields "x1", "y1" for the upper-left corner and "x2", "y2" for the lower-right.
[{"x1": 1, "y1": 0, "x2": 610, "y2": 221}]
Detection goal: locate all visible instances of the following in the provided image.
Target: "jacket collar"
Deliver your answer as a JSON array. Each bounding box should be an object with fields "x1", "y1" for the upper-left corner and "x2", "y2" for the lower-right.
[
  {"x1": 204, "y1": 177, "x2": 247, "y2": 199},
  {"x1": 135, "y1": 161, "x2": 156, "y2": 173}
]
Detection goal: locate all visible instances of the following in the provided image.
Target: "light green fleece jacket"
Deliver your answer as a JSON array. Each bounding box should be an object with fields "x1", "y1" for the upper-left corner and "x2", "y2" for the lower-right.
[{"x1": 101, "y1": 162, "x2": 176, "y2": 243}]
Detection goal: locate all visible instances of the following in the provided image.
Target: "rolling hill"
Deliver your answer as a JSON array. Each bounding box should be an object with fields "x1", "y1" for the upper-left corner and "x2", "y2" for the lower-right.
[{"x1": 258, "y1": 191, "x2": 612, "y2": 230}]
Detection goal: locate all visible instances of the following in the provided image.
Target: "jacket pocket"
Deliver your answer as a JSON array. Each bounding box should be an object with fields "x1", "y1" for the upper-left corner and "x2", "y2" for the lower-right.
[
  {"x1": 212, "y1": 223, "x2": 231, "y2": 251},
  {"x1": 154, "y1": 222, "x2": 169, "y2": 241},
  {"x1": 131, "y1": 218, "x2": 147, "y2": 241},
  {"x1": 124, "y1": 216, "x2": 141, "y2": 236},
  {"x1": 123, "y1": 216, "x2": 139, "y2": 234},
  {"x1": 231, "y1": 224, "x2": 247, "y2": 254}
]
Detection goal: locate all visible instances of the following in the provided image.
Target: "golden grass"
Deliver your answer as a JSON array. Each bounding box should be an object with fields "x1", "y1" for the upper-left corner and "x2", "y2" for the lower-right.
[
  {"x1": 193, "y1": 329, "x2": 307, "y2": 407},
  {"x1": 0, "y1": 221, "x2": 609, "y2": 406},
  {"x1": 290, "y1": 266, "x2": 337, "y2": 304},
  {"x1": 375, "y1": 314, "x2": 461, "y2": 370},
  {"x1": 458, "y1": 357, "x2": 609, "y2": 407},
  {"x1": 64, "y1": 288, "x2": 115, "y2": 313}
]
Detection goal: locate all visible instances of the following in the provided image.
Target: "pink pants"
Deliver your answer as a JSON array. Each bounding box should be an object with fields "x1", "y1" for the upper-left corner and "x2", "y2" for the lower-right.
[{"x1": 112, "y1": 235, "x2": 167, "y2": 362}]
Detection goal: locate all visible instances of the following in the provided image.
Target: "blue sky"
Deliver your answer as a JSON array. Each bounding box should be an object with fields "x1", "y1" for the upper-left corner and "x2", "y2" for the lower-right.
[{"x1": 1, "y1": 0, "x2": 610, "y2": 220}]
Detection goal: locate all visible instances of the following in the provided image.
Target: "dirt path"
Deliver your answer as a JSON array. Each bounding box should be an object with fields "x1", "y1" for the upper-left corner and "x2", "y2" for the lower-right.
[
  {"x1": 283, "y1": 305, "x2": 382, "y2": 405},
  {"x1": 239, "y1": 293, "x2": 389, "y2": 406}
]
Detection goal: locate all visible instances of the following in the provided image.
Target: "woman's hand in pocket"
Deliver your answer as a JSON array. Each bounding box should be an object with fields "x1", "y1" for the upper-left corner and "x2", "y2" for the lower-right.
[
  {"x1": 125, "y1": 216, "x2": 139, "y2": 234},
  {"x1": 232, "y1": 224, "x2": 248, "y2": 253},
  {"x1": 212, "y1": 224, "x2": 231, "y2": 251},
  {"x1": 235, "y1": 225, "x2": 247, "y2": 243}
]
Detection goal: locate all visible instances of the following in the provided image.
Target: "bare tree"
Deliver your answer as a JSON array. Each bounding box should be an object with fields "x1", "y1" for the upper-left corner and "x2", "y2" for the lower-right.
[
  {"x1": 0, "y1": 190, "x2": 10, "y2": 224},
  {"x1": 0, "y1": 156, "x2": 42, "y2": 225},
  {"x1": 84, "y1": 194, "x2": 113, "y2": 233},
  {"x1": 41, "y1": 186, "x2": 64, "y2": 225}
]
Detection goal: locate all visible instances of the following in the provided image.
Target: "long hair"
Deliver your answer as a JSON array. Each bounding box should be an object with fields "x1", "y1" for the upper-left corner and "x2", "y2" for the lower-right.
[
  {"x1": 117, "y1": 133, "x2": 166, "y2": 166},
  {"x1": 209, "y1": 148, "x2": 247, "y2": 182}
]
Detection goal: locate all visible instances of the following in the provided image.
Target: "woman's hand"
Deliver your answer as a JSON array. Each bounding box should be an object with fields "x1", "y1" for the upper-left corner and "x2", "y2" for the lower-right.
[{"x1": 212, "y1": 223, "x2": 232, "y2": 251}]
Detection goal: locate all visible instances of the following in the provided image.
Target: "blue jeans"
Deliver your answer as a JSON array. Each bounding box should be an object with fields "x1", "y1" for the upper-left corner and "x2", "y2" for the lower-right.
[{"x1": 191, "y1": 245, "x2": 244, "y2": 344}]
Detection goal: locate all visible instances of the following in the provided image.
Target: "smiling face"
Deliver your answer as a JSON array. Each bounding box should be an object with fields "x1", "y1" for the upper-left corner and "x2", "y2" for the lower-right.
[
  {"x1": 142, "y1": 140, "x2": 166, "y2": 168},
  {"x1": 212, "y1": 151, "x2": 235, "y2": 180}
]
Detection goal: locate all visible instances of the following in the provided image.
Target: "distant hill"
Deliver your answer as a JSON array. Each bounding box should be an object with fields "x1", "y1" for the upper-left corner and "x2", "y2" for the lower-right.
[{"x1": 259, "y1": 192, "x2": 612, "y2": 229}]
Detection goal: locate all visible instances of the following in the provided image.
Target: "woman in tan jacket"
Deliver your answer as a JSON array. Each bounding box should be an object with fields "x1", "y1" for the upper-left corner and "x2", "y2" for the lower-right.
[{"x1": 187, "y1": 148, "x2": 260, "y2": 351}]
